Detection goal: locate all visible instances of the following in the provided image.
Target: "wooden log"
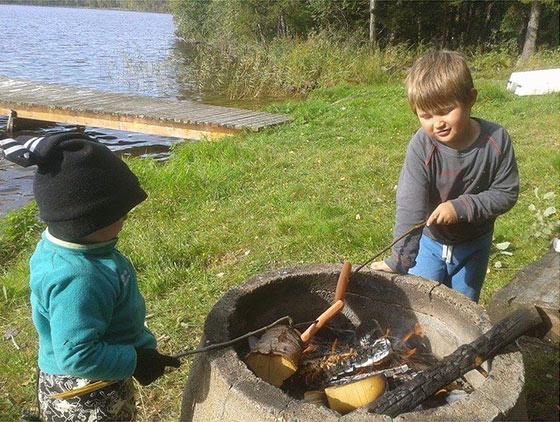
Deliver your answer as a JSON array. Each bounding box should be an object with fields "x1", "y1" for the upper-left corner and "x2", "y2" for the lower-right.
[
  {"x1": 245, "y1": 324, "x2": 303, "y2": 387},
  {"x1": 325, "y1": 374, "x2": 386, "y2": 414},
  {"x1": 488, "y1": 244, "x2": 559, "y2": 342},
  {"x1": 367, "y1": 306, "x2": 544, "y2": 417},
  {"x1": 246, "y1": 300, "x2": 345, "y2": 386}
]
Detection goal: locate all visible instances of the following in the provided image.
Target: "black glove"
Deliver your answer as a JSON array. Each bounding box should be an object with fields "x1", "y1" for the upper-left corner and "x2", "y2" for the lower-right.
[{"x1": 133, "y1": 348, "x2": 181, "y2": 386}]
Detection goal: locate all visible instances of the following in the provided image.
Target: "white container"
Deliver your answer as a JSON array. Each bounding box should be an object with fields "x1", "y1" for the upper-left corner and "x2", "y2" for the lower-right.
[{"x1": 507, "y1": 68, "x2": 560, "y2": 96}]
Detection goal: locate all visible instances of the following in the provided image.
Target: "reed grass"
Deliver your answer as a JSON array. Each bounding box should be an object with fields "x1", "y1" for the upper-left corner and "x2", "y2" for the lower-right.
[{"x1": 190, "y1": 36, "x2": 560, "y2": 99}]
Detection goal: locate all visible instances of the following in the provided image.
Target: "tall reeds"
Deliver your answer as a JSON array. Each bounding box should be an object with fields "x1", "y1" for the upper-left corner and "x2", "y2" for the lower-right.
[
  {"x1": 190, "y1": 34, "x2": 416, "y2": 99},
  {"x1": 188, "y1": 34, "x2": 560, "y2": 100}
]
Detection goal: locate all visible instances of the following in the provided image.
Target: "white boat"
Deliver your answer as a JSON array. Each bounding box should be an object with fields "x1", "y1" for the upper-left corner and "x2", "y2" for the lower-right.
[{"x1": 507, "y1": 68, "x2": 560, "y2": 96}]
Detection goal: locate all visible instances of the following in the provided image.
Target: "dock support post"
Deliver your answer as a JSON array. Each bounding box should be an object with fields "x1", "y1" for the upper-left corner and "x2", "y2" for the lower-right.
[
  {"x1": 3, "y1": 111, "x2": 55, "y2": 133},
  {"x1": 6, "y1": 110, "x2": 16, "y2": 135}
]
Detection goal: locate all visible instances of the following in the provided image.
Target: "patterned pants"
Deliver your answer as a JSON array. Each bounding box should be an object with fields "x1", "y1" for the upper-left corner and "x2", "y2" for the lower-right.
[{"x1": 38, "y1": 371, "x2": 136, "y2": 421}]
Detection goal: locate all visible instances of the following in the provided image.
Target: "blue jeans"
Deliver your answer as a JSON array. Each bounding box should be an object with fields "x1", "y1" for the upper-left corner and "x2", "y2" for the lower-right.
[{"x1": 408, "y1": 232, "x2": 493, "y2": 302}]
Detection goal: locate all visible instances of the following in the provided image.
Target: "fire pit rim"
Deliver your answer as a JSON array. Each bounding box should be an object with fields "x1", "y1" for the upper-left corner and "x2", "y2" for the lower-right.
[{"x1": 187, "y1": 264, "x2": 525, "y2": 420}]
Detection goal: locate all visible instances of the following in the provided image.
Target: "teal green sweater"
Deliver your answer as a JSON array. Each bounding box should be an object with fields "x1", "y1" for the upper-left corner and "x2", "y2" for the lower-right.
[{"x1": 30, "y1": 230, "x2": 156, "y2": 380}]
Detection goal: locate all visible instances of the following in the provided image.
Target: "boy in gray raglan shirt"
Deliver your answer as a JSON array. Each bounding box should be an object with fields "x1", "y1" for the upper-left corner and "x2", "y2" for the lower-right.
[{"x1": 371, "y1": 51, "x2": 518, "y2": 302}]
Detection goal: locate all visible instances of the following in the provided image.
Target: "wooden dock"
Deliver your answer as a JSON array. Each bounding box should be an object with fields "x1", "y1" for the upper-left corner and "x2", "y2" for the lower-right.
[{"x1": 0, "y1": 76, "x2": 291, "y2": 140}]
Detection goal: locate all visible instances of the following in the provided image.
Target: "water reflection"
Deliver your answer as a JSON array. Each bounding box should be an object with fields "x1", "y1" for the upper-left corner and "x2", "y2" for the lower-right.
[
  {"x1": 0, "y1": 4, "x2": 188, "y2": 98},
  {"x1": 0, "y1": 5, "x2": 284, "y2": 217}
]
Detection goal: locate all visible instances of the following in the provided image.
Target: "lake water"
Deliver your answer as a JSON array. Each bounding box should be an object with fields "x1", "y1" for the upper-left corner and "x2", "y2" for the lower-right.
[{"x1": 0, "y1": 4, "x2": 199, "y2": 217}]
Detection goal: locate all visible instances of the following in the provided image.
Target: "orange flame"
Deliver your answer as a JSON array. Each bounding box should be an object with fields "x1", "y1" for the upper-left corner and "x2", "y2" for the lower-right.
[
  {"x1": 402, "y1": 347, "x2": 417, "y2": 359},
  {"x1": 401, "y1": 322, "x2": 423, "y2": 344},
  {"x1": 401, "y1": 330, "x2": 414, "y2": 344},
  {"x1": 330, "y1": 339, "x2": 339, "y2": 355}
]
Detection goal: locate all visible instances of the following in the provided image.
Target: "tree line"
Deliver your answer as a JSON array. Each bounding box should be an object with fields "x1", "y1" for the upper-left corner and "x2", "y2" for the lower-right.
[
  {"x1": 2, "y1": 0, "x2": 557, "y2": 61},
  {"x1": 171, "y1": 0, "x2": 558, "y2": 56},
  {"x1": 0, "y1": 0, "x2": 170, "y2": 13}
]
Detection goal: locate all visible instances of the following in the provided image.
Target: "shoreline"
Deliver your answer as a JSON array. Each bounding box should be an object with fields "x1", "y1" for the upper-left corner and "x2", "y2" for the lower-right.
[
  {"x1": 0, "y1": 3, "x2": 171, "y2": 15},
  {"x1": 0, "y1": 159, "x2": 34, "y2": 218}
]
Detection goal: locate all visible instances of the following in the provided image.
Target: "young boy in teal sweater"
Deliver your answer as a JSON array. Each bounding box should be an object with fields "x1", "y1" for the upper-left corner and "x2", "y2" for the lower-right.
[
  {"x1": 371, "y1": 51, "x2": 519, "y2": 302},
  {"x1": 1, "y1": 132, "x2": 180, "y2": 420}
]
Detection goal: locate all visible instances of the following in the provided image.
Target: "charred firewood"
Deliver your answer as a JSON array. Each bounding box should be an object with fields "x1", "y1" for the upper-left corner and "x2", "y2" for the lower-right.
[{"x1": 368, "y1": 306, "x2": 544, "y2": 417}]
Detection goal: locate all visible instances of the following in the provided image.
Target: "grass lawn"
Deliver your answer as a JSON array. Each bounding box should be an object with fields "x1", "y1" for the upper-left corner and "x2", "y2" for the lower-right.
[{"x1": 1, "y1": 81, "x2": 558, "y2": 420}]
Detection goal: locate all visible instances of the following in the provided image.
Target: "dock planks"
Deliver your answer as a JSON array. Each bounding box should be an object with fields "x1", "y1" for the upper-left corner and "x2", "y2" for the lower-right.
[{"x1": 0, "y1": 76, "x2": 291, "y2": 140}]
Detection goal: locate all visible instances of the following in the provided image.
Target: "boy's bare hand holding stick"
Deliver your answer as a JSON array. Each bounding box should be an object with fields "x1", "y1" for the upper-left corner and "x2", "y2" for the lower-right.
[{"x1": 426, "y1": 201, "x2": 458, "y2": 226}]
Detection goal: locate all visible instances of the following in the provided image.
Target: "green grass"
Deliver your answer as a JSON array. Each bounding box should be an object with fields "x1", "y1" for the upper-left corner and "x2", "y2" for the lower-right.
[
  {"x1": 521, "y1": 337, "x2": 560, "y2": 421},
  {"x1": 1, "y1": 81, "x2": 559, "y2": 420}
]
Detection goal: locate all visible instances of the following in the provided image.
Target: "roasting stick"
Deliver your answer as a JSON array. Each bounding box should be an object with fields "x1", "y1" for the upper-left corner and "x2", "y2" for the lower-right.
[
  {"x1": 49, "y1": 380, "x2": 118, "y2": 400},
  {"x1": 173, "y1": 315, "x2": 294, "y2": 358}
]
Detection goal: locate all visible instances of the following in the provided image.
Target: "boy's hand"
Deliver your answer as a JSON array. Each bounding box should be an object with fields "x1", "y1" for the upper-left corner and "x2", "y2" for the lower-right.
[
  {"x1": 427, "y1": 201, "x2": 458, "y2": 226},
  {"x1": 371, "y1": 261, "x2": 394, "y2": 273}
]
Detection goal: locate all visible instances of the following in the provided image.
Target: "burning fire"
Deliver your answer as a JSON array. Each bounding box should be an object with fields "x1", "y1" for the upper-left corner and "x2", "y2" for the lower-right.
[
  {"x1": 296, "y1": 322, "x2": 428, "y2": 389},
  {"x1": 279, "y1": 320, "x2": 472, "y2": 414}
]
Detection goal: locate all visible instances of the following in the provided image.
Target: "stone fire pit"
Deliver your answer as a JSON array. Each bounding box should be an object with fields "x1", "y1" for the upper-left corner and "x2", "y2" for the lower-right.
[{"x1": 181, "y1": 264, "x2": 526, "y2": 421}]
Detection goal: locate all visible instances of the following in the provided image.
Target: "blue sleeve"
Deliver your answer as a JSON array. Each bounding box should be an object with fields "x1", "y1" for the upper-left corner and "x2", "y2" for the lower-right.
[{"x1": 47, "y1": 270, "x2": 136, "y2": 380}]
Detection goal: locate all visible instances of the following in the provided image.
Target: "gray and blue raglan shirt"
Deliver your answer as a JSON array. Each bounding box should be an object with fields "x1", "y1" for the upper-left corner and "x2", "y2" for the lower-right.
[{"x1": 385, "y1": 118, "x2": 519, "y2": 274}]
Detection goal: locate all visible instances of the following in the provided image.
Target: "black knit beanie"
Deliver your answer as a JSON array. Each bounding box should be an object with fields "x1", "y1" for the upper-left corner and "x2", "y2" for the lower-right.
[{"x1": 0, "y1": 132, "x2": 147, "y2": 241}]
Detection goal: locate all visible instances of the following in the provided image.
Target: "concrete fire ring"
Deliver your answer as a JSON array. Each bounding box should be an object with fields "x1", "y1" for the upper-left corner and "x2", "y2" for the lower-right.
[{"x1": 181, "y1": 264, "x2": 526, "y2": 421}]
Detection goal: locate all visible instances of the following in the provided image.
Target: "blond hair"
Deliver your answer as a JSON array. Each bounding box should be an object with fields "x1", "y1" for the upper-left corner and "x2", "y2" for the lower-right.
[{"x1": 406, "y1": 50, "x2": 474, "y2": 114}]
